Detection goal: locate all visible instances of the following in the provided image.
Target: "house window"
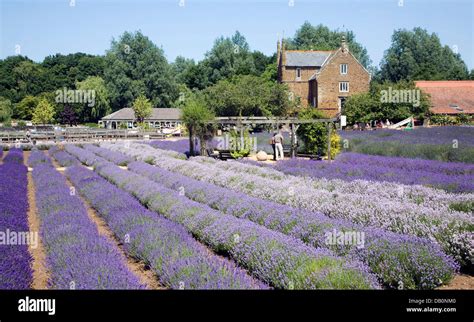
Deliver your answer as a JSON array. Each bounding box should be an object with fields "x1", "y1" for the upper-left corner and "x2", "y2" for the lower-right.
[
  {"x1": 340, "y1": 64, "x2": 348, "y2": 75},
  {"x1": 339, "y1": 82, "x2": 349, "y2": 92},
  {"x1": 296, "y1": 68, "x2": 301, "y2": 80}
]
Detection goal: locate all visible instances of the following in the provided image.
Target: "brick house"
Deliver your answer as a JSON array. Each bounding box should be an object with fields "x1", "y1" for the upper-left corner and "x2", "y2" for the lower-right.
[{"x1": 277, "y1": 37, "x2": 371, "y2": 117}]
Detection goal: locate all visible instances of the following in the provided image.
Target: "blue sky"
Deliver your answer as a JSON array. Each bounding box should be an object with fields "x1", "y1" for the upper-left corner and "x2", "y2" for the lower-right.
[{"x1": 1, "y1": 0, "x2": 473, "y2": 69}]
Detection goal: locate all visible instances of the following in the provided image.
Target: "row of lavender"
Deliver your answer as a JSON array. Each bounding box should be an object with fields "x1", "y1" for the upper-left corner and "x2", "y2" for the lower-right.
[
  {"x1": 65, "y1": 145, "x2": 380, "y2": 289},
  {"x1": 96, "y1": 143, "x2": 458, "y2": 289},
  {"x1": 0, "y1": 149, "x2": 33, "y2": 289},
  {"x1": 102, "y1": 142, "x2": 473, "y2": 271},
  {"x1": 246, "y1": 153, "x2": 474, "y2": 193},
  {"x1": 29, "y1": 150, "x2": 145, "y2": 289}
]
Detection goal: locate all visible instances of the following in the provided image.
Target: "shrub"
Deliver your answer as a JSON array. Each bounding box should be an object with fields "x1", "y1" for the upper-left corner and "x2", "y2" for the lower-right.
[
  {"x1": 230, "y1": 129, "x2": 252, "y2": 158},
  {"x1": 297, "y1": 108, "x2": 339, "y2": 158}
]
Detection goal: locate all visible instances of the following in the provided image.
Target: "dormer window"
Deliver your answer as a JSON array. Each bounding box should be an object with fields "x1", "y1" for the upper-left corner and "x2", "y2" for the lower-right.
[
  {"x1": 296, "y1": 68, "x2": 301, "y2": 80},
  {"x1": 340, "y1": 64, "x2": 348, "y2": 75}
]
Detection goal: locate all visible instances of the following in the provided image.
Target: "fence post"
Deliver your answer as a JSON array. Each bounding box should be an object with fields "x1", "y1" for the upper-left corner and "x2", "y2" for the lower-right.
[{"x1": 290, "y1": 123, "x2": 296, "y2": 158}]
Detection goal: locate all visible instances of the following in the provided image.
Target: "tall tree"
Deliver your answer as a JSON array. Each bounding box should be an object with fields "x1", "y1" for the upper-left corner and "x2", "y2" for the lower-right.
[
  {"x1": 76, "y1": 76, "x2": 111, "y2": 121},
  {"x1": 252, "y1": 51, "x2": 273, "y2": 76},
  {"x1": 41, "y1": 53, "x2": 105, "y2": 91},
  {"x1": 379, "y1": 28, "x2": 469, "y2": 82},
  {"x1": 172, "y1": 56, "x2": 196, "y2": 84},
  {"x1": 286, "y1": 22, "x2": 372, "y2": 68},
  {"x1": 202, "y1": 31, "x2": 256, "y2": 85},
  {"x1": 104, "y1": 31, "x2": 178, "y2": 110},
  {"x1": 59, "y1": 104, "x2": 78, "y2": 126},
  {"x1": 32, "y1": 98, "x2": 55, "y2": 125},
  {"x1": 0, "y1": 56, "x2": 33, "y2": 102},
  {"x1": 204, "y1": 75, "x2": 293, "y2": 117},
  {"x1": 132, "y1": 94, "x2": 152, "y2": 123},
  {"x1": 181, "y1": 96, "x2": 215, "y2": 156},
  {"x1": 13, "y1": 60, "x2": 45, "y2": 98},
  {"x1": 14, "y1": 95, "x2": 39, "y2": 120}
]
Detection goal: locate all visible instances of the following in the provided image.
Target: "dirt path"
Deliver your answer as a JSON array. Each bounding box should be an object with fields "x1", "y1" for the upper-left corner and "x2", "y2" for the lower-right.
[
  {"x1": 0, "y1": 150, "x2": 8, "y2": 165},
  {"x1": 47, "y1": 151, "x2": 163, "y2": 290},
  {"x1": 438, "y1": 274, "x2": 474, "y2": 290},
  {"x1": 24, "y1": 151, "x2": 50, "y2": 289}
]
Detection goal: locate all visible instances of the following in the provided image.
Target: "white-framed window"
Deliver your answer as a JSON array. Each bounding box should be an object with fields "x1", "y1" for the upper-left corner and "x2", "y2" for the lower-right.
[
  {"x1": 296, "y1": 68, "x2": 301, "y2": 80},
  {"x1": 339, "y1": 82, "x2": 349, "y2": 92},
  {"x1": 340, "y1": 64, "x2": 348, "y2": 75}
]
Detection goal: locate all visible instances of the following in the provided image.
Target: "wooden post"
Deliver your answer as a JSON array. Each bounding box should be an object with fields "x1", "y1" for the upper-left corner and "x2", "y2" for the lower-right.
[
  {"x1": 327, "y1": 122, "x2": 331, "y2": 162},
  {"x1": 290, "y1": 123, "x2": 296, "y2": 159}
]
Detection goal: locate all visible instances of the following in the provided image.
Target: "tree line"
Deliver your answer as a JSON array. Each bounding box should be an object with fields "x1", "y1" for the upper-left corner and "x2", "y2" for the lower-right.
[{"x1": 0, "y1": 22, "x2": 473, "y2": 126}]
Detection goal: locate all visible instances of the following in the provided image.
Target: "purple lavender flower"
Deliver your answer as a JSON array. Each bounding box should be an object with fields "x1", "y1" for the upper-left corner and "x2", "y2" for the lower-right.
[
  {"x1": 0, "y1": 149, "x2": 33, "y2": 289},
  {"x1": 28, "y1": 149, "x2": 54, "y2": 168},
  {"x1": 83, "y1": 144, "x2": 133, "y2": 166},
  {"x1": 49, "y1": 146, "x2": 80, "y2": 167}
]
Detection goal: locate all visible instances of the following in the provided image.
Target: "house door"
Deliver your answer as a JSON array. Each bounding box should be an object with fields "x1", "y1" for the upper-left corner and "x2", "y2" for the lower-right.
[{"x1": 338, "y1": 97, "x2": 347, "y2": 113}]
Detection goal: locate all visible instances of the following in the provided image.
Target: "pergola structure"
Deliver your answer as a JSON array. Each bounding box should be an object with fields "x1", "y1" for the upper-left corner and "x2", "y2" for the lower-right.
[{"x1": 211, "y1": 116, "x2": 339, "y2": 160}]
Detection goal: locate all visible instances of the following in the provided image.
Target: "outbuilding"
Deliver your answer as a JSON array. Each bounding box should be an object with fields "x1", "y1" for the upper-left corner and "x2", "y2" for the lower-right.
[{"x1": 99, "y1": 108, "x2": 182, "y2": 132}]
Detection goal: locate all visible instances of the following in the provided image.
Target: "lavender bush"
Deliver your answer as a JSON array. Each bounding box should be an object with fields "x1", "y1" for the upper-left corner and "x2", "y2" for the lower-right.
[
  {"x1": 28, "y1": 149, "x2": 54, "y2": 168},
  {"x1": 148, "y1": 139, "x2": 195, "y2": 155},
  {"x1": 32, "y1": 158, "x2": 145, "y2": 289},
  {"x1": 102, "y1": 141, "x2": 186, "y2": 161},
  {"x1": 3, "y1": 148, "x2": 25, "y2": 164},
  {"x1": 64, "y1": 165, "x2": 265, "y2": 290},
  {"x1": 84, "y1": 144, "x2": 133, "y2": 166},
  {"x1": 0, "y1": 149, "x2": 33, "y2": 289},
  {"x1": 64, "y1": 144, "x2": 101, "y2": 166},
  {"x1": 49, "y1": 146, "x2": 80, "y2": 167}
]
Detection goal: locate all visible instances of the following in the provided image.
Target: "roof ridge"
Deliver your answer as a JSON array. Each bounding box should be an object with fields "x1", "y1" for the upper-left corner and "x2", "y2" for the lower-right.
[{"x1": 284, "y1": 50, "x2": 335, "y2": 52}]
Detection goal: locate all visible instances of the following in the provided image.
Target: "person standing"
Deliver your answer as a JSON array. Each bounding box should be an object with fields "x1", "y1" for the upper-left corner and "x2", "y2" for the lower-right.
[
  {"x1": 270, "y1": 133, "x2": 277, "y2": 161},
  {"x1": 274, "y1": 131, "x2": 284, "y2": 161}
]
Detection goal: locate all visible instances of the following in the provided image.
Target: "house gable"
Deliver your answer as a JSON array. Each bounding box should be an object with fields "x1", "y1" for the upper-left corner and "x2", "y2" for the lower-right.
[{"x1": 314, "y1": 48, "x2": 371, "y2": 115}]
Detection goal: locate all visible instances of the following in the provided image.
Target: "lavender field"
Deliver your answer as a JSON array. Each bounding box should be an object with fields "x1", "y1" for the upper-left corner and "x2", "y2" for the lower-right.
[
  {"x1": 339, "y1": 126, "x2": 474, "y2": 163},
  {"x1": 0, "y1": 137, "x2": 472, "y2": 290}
]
